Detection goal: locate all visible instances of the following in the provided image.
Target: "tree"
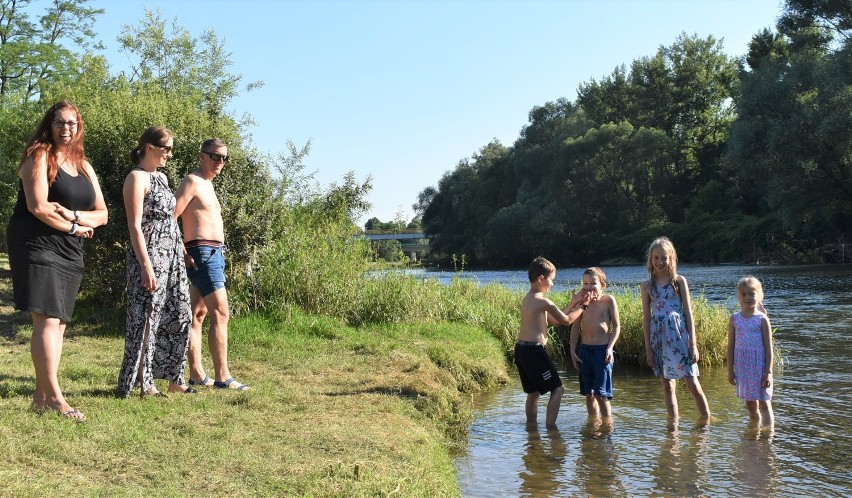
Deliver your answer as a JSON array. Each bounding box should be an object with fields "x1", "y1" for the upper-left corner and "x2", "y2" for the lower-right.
[
  {"x1": 576, "y1": 66, "x2": 633, "y2": 125},
  {"x1": 779, "y1": 0, "x2": 852, "y2": 42},
  {"x1": 0, "y1": 0, "x2": 103, "y2": 102},
  {"x1": 117, "y1": 7, "x2": 262, "y2": 120},
  {"x1": 364, "y1": 217, "x2": 381, "y2": 231},
  {"x1": 412, "y1": 186, "x2": 436, "y2": 218},
  {"x1": 578, "y1": 34, "x2": 739, "y2": 222},
  {"x1": 728, "y1": 1, "x2": 852, "y2": 247},
  {"x1": 420, "y1": 140, "x2": 513, "y2": 261},
  {"x1": 559, "y1": 122, "x2": 672, "y2": 235},
  {"x1": 373, "y1": 239, "x2": 402, "y2": 262}
]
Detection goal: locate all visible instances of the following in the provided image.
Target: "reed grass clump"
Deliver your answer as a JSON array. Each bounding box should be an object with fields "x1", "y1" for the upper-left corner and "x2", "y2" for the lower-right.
[
  {"x1": 243, "y1": 229, "x2": 734, "y2": 367},
  {"x1": 550, "y1": 286, "x2": 731, "y2": 368},
  {"x1": 230, "y1": 195, "x2": 733, "y2": 368}
]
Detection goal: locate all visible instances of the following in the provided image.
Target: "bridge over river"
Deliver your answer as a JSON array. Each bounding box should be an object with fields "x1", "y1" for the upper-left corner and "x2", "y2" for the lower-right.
[{"x1": 361, "y1": 230, "x2": 430, "y2": 259}]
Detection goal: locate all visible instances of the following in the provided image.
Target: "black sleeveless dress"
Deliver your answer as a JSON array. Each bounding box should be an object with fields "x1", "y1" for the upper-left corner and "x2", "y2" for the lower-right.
[{"x1": 6, "y1": 168, "x2": 96, "y2": 321}]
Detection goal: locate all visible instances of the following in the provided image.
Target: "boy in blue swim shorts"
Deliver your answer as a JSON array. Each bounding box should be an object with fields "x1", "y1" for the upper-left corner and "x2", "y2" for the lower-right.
[
  {"x1": 517, "y1": 257, "x2": 590, "y2": 429},
  {"x1": 568, "y1": 267, "x2": 621, "y2": 421}
]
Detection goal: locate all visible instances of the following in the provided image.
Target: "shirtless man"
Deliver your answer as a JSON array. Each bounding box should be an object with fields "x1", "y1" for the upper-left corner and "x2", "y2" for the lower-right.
[
  {"x1": 174, "y1": 138, "x2": 249, "y2": 391},
  {"x1": 569, "y1": 267, "x2": 620, "y2": 420}
]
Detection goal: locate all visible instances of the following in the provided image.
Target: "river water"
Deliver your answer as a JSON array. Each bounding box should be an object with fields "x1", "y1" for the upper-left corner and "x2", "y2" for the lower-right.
[{"x1": 418, "y1": 264, "x2": 852, "y2": 497}]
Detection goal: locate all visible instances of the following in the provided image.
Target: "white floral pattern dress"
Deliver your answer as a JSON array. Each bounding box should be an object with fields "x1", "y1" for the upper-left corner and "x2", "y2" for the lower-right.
[
  {"x1": 118, "y1": 172, "x2": 191, "y2": 397},
  {"x1": 648, "y1": 281, "x2": 700, "y2": 379},
  {"x1": 733, "y1": 311, "x2": 772, "y2": 401}
]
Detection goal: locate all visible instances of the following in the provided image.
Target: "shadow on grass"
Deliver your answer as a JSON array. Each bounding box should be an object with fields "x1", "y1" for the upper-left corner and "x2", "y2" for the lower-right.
[
  {"x1": 1, "y1": 270, "x2": 124, "y2": 340},
  {"x1": 0, "y1": 379, "x2": 125, "y2": 400},
  {"x1": 81, "y1": 387, "x2": 126, "y2": 399},
  {"x1": 0, "y1": 375, "x2": 37, "y2": 398},
  {"x1": 0, "y1": 305, "x2": 123, "y2": 340},
  {"x1": 324, "y1": 386, "x2": 426, "y2": 400},
  {"x1": 67, "y1": 295, "x2": 125, "y2": 339},
  {"x1": 0, "y1": 267, "x2": 30, "y2": 340}
]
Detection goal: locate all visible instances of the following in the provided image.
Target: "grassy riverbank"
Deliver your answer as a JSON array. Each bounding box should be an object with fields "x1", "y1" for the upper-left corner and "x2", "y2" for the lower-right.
[
  {"x1": 0, "y1": 260, "x2": 509, "y2": 497},
  {"x1": 0, "y1": 253, "x2": 742, "y2": 496}
]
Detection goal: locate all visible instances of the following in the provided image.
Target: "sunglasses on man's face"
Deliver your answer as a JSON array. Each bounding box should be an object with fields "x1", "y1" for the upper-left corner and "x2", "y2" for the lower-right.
[{"x1": 202, "y1": 150, "x2": 229, "y2": 163}]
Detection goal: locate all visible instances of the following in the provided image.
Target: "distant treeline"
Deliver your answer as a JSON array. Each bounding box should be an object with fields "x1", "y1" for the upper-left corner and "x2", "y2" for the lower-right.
[{"x1": 416, "y1": 1, "x2": 851, "y2": 267}]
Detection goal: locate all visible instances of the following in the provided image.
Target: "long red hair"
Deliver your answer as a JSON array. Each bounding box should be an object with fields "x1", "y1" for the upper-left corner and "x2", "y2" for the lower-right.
[{"x1": 20, "y1": 101, "x2": 88, "y2": 184}]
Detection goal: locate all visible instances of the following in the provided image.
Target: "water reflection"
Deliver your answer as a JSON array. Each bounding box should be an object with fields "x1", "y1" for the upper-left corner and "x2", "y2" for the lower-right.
[
  {"x1": 518, "y1": 429, "x2": 566, "y2": 497},
  {"x1": 454, "y1": 265, "x2": 852, "y2": 496},
  {"x1": 736, "y1": 424, "x2": 779, "y2": 496},
  {"x1": 574, "y1": 418, "x2": 624, "y2": 496},
  {"x1": 651, "y1": 421, "x2": 711, "y2": 496}
]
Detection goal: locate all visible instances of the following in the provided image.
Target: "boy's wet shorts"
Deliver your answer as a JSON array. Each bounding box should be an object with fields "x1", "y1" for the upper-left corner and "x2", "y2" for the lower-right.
[
  {"x1": 515, "y1": 341, "x2": 563, "y2": 395},
  {"x1": 185, "y1": 240, "x2": 226, "y2": 297},
  {"x1": 578, "y1": 344, "x2": 613, "y2": 399}
]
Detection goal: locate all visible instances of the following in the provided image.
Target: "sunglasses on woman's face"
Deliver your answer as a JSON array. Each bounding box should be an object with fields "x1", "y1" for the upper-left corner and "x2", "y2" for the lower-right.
[{"x1": 202, "y1": 150, "x2": 229, "y2": 163}]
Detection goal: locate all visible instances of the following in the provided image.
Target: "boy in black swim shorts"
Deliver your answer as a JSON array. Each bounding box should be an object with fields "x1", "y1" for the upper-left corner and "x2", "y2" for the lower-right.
[{"x1": 517, "y1": 257, "x2": 589, "y2": 429}]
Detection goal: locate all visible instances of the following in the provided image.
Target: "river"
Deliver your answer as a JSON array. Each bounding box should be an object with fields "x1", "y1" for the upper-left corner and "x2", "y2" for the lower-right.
[{"x1": 417, "y1": 264, "x2": 852, "y2": 497}]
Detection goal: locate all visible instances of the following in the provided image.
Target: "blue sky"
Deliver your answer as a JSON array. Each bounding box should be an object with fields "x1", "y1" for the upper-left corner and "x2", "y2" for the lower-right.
[{"x1": 89, "y1": 0, "x2": 783, "y2": 225}]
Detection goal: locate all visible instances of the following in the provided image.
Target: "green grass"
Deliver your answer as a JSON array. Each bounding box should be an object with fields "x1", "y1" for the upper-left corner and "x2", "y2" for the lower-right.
[
  {"x1": 0, "y1": 252, "x2": 749, "y2": 497},
  {"x1": 0, "y1": 269, "x2": 508, "y2": 497}
]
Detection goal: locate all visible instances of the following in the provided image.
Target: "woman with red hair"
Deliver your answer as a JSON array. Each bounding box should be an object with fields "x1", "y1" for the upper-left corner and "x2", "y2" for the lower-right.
[{"x1": 6, "y1": 101, "x2": 108, "y2": 422}]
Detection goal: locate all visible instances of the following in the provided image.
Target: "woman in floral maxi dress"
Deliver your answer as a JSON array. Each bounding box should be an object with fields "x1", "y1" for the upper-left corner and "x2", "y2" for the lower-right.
[{"x1": 118, "y1": 126, "x2": 193, "y2": 397}]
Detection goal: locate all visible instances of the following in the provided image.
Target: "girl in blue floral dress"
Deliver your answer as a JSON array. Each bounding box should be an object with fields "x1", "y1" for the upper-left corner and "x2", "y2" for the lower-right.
[{"x1": 640, "y1": 237, "x2": 710, "y2": 422}]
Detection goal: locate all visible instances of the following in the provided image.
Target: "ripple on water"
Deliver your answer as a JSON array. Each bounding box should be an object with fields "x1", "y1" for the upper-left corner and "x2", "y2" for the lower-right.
[
  {"x1": 452, "y1": 265, "x2": 852, "y2": 496},
  {"x1": 457, "y1": 365, "x2": 852, "y2": 496}
]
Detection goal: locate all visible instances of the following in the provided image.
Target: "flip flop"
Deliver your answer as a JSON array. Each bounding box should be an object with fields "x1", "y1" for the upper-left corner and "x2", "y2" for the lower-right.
[
  {"x1": 213, "y1": 377, "x2": 251, "y2": 391},
  {"x1": 189, "y1": 375, "x2": 214, "y2": 387},
  {"x1": 58, "y1": 408, "x2": 86, "y2": 423}
]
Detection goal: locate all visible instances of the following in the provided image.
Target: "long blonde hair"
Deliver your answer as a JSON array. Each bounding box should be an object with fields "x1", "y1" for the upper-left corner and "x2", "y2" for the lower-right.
[{"x1": 646, "y1": 236, "x2": 679, "y2": 296}]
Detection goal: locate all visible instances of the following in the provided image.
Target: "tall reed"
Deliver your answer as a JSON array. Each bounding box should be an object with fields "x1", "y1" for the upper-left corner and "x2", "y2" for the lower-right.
[{"x1": 236, "y1": 220, "x2": 733, "y2": 367}]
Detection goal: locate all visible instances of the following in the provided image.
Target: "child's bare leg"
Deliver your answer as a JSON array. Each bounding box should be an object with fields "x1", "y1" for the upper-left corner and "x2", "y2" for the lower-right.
[
  {"x1": 585, "y1": 394, "x2": 600, "y2": 418},
  {"x1": 759, "y1": 400, "x2": 774, "y2": 427},
  {"x1": 597, "y1": 395, "x2": 612, "y2": 419},
  {"x1": 685, "y1": 376, "x2": 710, "y2": 420},
  {"x1": 745, "y1": 400, "x2": 760, "y2": 422},
  {"x1": 525, "y1": 392, "x2": 540, "y2": 425},
  {"x1": 545, "y1": 385, "x2": 564, "y2": 429},
  {"x1": 598, "y1": 413, "x2": 614, "y2": 434},
  {"x1": 662, "y1": 379, "x2": 679, "y2": 419}
]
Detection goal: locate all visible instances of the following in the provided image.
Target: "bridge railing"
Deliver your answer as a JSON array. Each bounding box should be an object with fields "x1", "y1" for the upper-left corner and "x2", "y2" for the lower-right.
[
  {"x1": 360, "y1": 230, "x2": 429, "y2": 241},
  {"x1": 362, "y1": 229, "x2": 425, "y2": 236}
]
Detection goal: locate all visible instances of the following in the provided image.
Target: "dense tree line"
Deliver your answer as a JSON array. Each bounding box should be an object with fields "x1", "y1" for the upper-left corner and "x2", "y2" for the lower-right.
[
  {"x1": 0, "y1": 2, "x2": 372, "y2": 311},
  {"x1": 418, "y1": 0, "x2": 851, "y2": 266}
]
